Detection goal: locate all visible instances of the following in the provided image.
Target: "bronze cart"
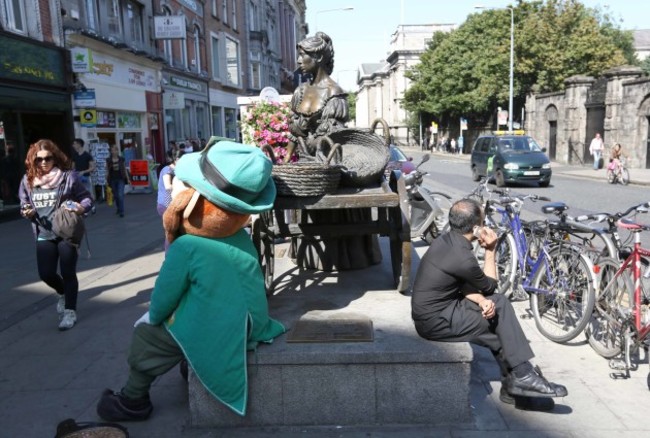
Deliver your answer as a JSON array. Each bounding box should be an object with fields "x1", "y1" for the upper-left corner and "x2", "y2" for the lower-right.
[{"x1": 251, "y1": 176, "x2": 411, "y2": 295}]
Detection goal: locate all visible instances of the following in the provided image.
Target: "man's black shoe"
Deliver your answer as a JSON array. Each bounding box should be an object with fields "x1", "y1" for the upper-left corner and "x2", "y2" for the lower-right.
[
  {"x1": 499, "y1": 386, "x2": 555, "y2": 411},
  {"x1": 96, "y1": 388, "x2": 153, "y2": 421},
  {"x1": 505, "y1": 366, "x2": 568, "y2": 398}
]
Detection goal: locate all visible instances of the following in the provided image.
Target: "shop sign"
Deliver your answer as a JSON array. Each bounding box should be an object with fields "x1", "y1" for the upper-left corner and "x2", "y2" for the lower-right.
[
  {"x1": 154, "y1": 16, "x2": 186, "y2": 39},
  {"x1": 73, "y1": 89, "x2": 96, "y2": 108},
  {"x1": 0, "y1": 34, "x2": 65, "y2": 87},
  {"x1": 163, "y1": 91, "x2": 185, "y2": 109},
  {"x1": 97, "y1": 111, "x2": 116, "y2": 128},
  {"x1": 71, "y1": 47, "x2": 92, "y2": 73},
  {"x1": 169, "y1": 76, "x2": 203, "y2": 92},
  {"x1": 80, "y1": 109, "x2": 97, "y2": 127},
  {"x1": 117, "y1": 112, "x2": 141, "y2": 129},
  {"x1": 179, "y1": 0, "x2": 203, "y2": 16},
  {"x1": 86, "y1": 53, "x2": 157, "y2": 91},
  {"x1": 129, "y1": 160, "x2": 150, "y2": 187}
]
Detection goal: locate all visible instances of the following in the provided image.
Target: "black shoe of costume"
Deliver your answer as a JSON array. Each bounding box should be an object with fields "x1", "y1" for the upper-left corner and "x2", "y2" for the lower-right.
[
  {"x1": 179, "y1": 359, "x2": 189, "y2": 382},
  {"x1": 505, "y1": 366, "x2": 568, "y2": 398},
  {"x1": 96, "y1": 388, "x2": 153, "y2": 422},
  {"x1": 499, "y1": 386, "x2": 555, "y2": 411}
]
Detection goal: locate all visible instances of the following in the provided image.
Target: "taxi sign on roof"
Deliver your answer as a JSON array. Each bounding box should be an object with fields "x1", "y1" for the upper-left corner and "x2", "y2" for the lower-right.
[{"x1": 493, "y1": 130, "x2": 526, "y2": 136}]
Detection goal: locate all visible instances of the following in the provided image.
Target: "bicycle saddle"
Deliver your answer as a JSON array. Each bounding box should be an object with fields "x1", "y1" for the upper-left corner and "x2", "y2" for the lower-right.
[{"x1": 541, "y1": 202, "x2": 568, "y2": 215}]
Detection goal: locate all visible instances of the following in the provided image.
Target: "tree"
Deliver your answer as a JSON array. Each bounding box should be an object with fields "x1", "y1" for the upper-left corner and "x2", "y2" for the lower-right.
[
  {"x1": 346, "y1": 92, "x2": 357, "y2": 122},
  {"x1": 403, "y1": 0, "x2": 634, "y2": 128}
]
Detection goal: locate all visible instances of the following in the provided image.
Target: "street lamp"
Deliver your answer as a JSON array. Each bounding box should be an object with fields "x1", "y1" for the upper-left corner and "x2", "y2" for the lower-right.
[
  {"x1": 475, "y1": 5, "x2": 514, "y2": 131},
  {"x1": 314, "y1": 7, "x2": 354, "y2": 32}
]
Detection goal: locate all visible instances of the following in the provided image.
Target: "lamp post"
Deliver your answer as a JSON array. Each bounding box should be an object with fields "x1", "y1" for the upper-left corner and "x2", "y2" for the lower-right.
[
  {"x1": 314, "y1": 7, "x2": 354, "y2": 32},
  {"x1": 475, "y1": 5, "x2": 514, "y2": 131}
]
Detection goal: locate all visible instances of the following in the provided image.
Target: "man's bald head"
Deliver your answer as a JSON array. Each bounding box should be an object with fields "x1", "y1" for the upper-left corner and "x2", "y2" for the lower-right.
[{"x1": 448, "y1": 198, "x2": 483, "y2": 234}]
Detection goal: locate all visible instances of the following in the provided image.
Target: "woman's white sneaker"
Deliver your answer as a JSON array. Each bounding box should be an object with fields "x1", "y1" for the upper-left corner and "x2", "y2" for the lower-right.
[{"x1": 59, "y1": 310, "x2": 77, "y2": 331}]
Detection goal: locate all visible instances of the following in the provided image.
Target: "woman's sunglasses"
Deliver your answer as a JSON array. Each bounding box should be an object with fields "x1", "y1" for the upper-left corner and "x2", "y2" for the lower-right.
[{"x1": 35, "y1": 156, "x2": 54, "y2": 164}]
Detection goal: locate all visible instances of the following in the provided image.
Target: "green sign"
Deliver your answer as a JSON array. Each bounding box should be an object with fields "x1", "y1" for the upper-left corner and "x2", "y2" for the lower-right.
[{"x1": 0, "y1": 34, "x2": 66, "y2": 87}]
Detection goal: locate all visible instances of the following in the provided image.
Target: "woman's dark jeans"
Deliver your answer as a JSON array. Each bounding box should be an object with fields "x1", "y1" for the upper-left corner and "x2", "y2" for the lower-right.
[{"x1": 36, "y1": 239, "x2": 79, "y2": 310}]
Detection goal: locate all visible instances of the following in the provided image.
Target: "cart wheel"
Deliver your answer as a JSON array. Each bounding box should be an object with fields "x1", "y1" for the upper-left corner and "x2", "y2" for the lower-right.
[{"x1": 252, "y1": 212, "x2": 275, "y2": 295}]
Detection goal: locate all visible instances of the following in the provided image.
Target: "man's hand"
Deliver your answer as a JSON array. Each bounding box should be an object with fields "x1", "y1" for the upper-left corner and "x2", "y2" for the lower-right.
[
  {"x1": 478, "y1": 227, "x2": 498, "y2": 251},
  {"x1": 480, "y1": 299, "x2": 496, "y2": 319}
]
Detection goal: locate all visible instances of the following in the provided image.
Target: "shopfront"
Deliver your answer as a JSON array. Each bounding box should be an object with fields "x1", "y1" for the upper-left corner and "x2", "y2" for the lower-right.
[
  {"x1": 72, "y1": 39, "x2": 162, "y2": 165},
  {"x1": 0, "y1": 31, "x2": 73, "y2": 209},
  {"x1": 162, "y1": 72, "x2": 209, "y2": 146}
]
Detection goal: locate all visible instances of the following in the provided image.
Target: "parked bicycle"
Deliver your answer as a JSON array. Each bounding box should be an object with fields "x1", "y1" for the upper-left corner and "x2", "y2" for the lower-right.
[{"x1": 586, "y1": 204, "x2": 650, "y2": 387}]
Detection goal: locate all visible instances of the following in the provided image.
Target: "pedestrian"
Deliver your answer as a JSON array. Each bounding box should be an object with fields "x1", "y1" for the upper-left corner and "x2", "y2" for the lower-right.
[
  {"x1": 106, "y1": 144, "x2": 128, "y2": 217},
  {"x1": 96, "y1": 141, "x2": 285, "y2": 421},
  {"x1": 156, "y1": 149, "x2": 185, "y2": 251},
  {"x1": 609, "y1": 143, "x2": 627, "y2": 178},
  {"x1": 589, "y1": 132, "x2": 604, "y2": 170},
  {"x1": 18, "y1": 139, "x2": 94, "y2": 331},
  {"x1": 450, "y1": 138, "x2": 457, "y2": 154},
  {"x1": 411, "y1": 198, "x2": 567, "y2": 410},
  {"x1": 71, "y1": 138, "x2": 96, "y2": 202}
]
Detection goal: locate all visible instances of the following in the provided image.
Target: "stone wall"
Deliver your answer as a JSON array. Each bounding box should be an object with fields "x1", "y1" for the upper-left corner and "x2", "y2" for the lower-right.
[{"x1": 525, "y1": 66, "x2": 650, "y2": 168}]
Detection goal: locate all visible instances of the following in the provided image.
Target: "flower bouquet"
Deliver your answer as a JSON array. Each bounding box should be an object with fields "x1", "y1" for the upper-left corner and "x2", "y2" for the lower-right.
[{"x1": 240, "y1": 101, "x2": 297, "y2": 164}]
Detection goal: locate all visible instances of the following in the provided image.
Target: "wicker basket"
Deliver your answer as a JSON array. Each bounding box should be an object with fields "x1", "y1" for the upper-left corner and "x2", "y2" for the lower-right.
[
  {"x1": 326, "y1": 118, "x2": 391, "y2": 187},
  {"x1": 263, "y1": 142, "x2": 342, "y2": 197}
]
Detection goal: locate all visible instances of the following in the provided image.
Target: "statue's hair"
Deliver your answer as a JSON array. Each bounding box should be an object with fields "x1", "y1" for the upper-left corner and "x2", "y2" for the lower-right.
[{"x1": 297, "y1": 31, "x2": 335, "y2": 75}]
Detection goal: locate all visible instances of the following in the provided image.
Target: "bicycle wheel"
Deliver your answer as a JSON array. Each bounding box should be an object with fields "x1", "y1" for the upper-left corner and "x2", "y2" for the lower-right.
[
  {"x1": 586, "y1": 257, "x2": 633, "y2": 358},
  {"x1": 529, "y1": 245, "x2": 596, "y2": 343},
  {"x1": 495, "y1": 232, "x2": 517, "y2": 295},
  {"x1": 606, "y1": 169, "x2": 615, "y2": 184},
  {"x1": 620, "y1": 168, "x2": 630, "y2": 185}
]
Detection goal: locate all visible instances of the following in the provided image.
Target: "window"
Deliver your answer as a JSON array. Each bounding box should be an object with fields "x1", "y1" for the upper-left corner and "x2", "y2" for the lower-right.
[
  {"x1": 211, "y1": 0, "x2": 218, "y2": 18},
  {"x1": 179, "y1": 17, "x2": 188, "y2": 68},
  {"x1": 85, "y1": 0, "x2": 99, "y2": 31},
  {"x1": 222, "y1": 0, "x2": 228, "y2": 25},
  {"x1": 4, "y1": 0, "x2": 27, "y2": 34},
  {"x1": 225, "y1": 37, "x2": 240, "y2": 86},
  {"x1": 193, "y1": 26, "x2": 201, "y2": 72},
  {"x1": 212, "y1": 106, "x2": 224, "y2": 137},
  {"x1": 162, "y1": 7, "x2": 173, "y2": 62},
  {"x1": 250, "y1": 62, "x2": 261, "y2": 89},
  {"x1": 125, "y1": 1, "x2": 143, "y2": 45},
  {"x1": 211, "y1": 35, "x2": 220, "y2": 80},
  {"x1": 106, "y1": 0, "x2": 122, "y2": 36},
  {"x1": 231, "y1": 0, "x2": 237, "y2": 30},
  {"x1": 248, "y1": 1, "x2": 258, "y2": 31}
]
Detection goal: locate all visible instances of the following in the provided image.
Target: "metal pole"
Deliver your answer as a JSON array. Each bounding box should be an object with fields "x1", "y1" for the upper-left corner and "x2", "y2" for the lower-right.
[{"x1": 508, "y1": 7, "x2": 514, "y2": 132}]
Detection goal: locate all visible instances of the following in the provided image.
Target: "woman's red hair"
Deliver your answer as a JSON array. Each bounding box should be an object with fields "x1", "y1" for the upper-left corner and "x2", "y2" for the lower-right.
[{"x1": 24, "y1": 139, "x2": 72, "y2": 187}]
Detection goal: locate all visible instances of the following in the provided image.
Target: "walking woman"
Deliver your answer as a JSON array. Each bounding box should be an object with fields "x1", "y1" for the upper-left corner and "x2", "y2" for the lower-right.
[
  {"x1": 18, "y1": 139, "x2": 94, "y2": 330},
  {"x1": 106, "y1": 144, "x2": 129, "y2": 217}
]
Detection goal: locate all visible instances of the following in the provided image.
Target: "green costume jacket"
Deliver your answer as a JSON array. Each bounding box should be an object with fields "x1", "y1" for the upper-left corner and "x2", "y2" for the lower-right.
[{"x1": 148, "y1": 231, "x2": 285, "y2": 415}]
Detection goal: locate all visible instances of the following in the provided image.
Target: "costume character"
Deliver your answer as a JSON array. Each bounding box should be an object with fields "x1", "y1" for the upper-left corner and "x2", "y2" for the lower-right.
[{"x1": 97, "y1": 140, "x2": 285, "y2": 420}]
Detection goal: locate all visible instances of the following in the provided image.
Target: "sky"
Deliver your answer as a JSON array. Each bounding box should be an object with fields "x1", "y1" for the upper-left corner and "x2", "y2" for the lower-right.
[{"x1": 304, "y1": 0, "x2": 650, "y2": 91}]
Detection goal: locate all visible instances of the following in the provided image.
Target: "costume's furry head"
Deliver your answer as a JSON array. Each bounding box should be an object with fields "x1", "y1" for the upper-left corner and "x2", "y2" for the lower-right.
[{"x1": 163, "y1": 185, "x2": 250, "y2": 244}]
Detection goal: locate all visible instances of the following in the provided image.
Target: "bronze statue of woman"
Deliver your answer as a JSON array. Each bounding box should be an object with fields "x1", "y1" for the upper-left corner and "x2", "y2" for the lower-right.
[
  {"x1": 287, "y1": 32, "x2": 381, "y2": 271},
  {"x1": 286, "y1": 32, "x2": 349, "y2": 161}
]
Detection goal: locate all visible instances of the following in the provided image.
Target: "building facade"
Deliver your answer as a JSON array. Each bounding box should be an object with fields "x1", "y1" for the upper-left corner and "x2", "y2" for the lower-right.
[
  {"x1": 0, "y1": 0, "x2": 72, "y2": 209},
  {"x1": 355, "y1": 24, "x2": 456, "y2": 147}
]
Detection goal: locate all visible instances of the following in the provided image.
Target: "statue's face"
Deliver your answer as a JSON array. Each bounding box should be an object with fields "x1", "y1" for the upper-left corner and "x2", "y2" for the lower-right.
[{"x1": 297, "y1": 48, "x2": 317, "y2": 74}]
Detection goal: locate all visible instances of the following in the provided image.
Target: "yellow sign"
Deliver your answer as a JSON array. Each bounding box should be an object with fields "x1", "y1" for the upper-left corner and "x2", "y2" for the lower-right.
[{"x1": 80, "y1": 109, "x2": 97, "y2": 127}]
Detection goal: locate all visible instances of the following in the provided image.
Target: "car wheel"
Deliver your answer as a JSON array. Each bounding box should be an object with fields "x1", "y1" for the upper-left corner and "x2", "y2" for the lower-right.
[
  {"x1": 495, "y1": 169, "x2": 506, "y2": 187},
  {"x1": 471, "y1": 166, "x2": 480, "y2": 182},
  {"x1": 539, "y1": 180, "x2": 550, "y2": 188}
]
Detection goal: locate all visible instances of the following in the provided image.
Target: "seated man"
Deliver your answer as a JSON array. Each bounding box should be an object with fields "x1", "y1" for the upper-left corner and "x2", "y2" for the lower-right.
[{"x1": 411, "y1": 198, "x2": 567, "y2": 410}]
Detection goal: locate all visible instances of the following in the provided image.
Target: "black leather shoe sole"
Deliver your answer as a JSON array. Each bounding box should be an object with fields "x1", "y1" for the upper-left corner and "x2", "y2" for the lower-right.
[
  {"x1": 500, "y1": 387, "x2": 555, "y2": 411},
  {"x1": 506, "y1": 371, "x2": 568, "y2": 398}
]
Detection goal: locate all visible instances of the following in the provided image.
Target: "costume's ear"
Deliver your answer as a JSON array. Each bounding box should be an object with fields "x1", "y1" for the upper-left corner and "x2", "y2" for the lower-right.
[{"x1": 163, "y1": 188, "x2": 195, "y2": 244}]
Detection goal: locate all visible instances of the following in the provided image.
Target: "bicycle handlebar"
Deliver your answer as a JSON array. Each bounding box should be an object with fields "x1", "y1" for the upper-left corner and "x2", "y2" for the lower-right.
[{"x1": 573, "y1": 202, "x2": 650, "y2": 223}]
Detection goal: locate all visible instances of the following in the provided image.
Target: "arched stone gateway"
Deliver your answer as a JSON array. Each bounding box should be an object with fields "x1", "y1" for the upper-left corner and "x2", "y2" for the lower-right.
[{"x1": 526, "y1": 66, "x2": 650, "y2": 168}]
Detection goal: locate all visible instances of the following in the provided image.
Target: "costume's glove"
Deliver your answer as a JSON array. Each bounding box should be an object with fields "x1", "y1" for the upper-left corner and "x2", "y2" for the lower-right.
[{"x1": 134, "y1": 311, "x2": 151, "y2": 328}]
